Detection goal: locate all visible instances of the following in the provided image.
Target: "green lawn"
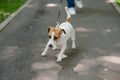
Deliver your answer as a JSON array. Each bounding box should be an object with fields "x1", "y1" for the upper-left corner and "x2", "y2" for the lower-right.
[
  {"x1": 0, "y1": 0, "x2": 27, "y2": 23},
  {"x1": 116, "y1": 0, "x2": 120, "y2": 6}
]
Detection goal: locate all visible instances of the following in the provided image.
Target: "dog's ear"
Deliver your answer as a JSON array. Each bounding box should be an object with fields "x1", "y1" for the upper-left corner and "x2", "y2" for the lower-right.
[
  {"x1": 48, "y1": 27, "x2": 51, "y2": 32},
  {"x1": 62, "y1": 29, "x2": 66, "y2": 34}
]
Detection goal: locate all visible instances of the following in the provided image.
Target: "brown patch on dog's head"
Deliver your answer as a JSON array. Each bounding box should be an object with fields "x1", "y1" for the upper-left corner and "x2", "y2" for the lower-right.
[{"x1": 48, "y1": 27, "x2": 66, "y2": 41}]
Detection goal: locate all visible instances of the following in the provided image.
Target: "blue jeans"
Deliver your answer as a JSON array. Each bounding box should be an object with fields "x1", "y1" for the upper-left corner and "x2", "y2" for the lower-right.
[{"x1": 67, "y1": 0, "x2": 75, "y2": 8}]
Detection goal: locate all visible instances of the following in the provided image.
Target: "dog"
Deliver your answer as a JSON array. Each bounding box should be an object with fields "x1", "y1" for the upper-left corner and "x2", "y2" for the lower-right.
[{"x1": 41, "y1": 7, "x2": 76, "y2": 62}]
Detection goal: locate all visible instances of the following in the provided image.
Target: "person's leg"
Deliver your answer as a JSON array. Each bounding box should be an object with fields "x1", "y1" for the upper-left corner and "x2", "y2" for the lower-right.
[
  {"x1": 67, "y1": 0, "x2": 75, "y2": 8},
  {"x1": 67, "y1": 0, "x2": 76, "y2": 15}
]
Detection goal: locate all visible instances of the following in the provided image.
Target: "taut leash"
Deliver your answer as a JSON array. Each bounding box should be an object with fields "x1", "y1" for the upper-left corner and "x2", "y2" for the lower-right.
[{"x1": 56, "y1": 0, "x2": 63, "y2": 27}]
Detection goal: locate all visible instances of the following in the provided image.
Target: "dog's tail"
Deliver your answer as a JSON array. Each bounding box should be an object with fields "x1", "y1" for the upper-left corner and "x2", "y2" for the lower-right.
[{"x1": 65, "y1": 7, "x2": 71, "y2": 22}]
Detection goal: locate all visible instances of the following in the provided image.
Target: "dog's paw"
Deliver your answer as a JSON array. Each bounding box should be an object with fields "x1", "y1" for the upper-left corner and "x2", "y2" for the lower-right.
[
  {"x1": 53, "y1": 46, "x2": 58, "y2": 50},
  {"x1": 41, "y1": 54, "x2": 45, "y2": 56},
  {"x1": 56, "y1": 54, "x2": 67, "y2": 59},
  {"x1": 56, "y1": 54, "x2": 67, "y2": 62},
  {"x1": 56, "y1": 57, "x2": 62, "y2": 63},
  {"x1": 41, "y1": 52, "x2": 46, "y2": 56},
  {"x1": 62, "y1": 54, "x2": 67, "y2": 59}
]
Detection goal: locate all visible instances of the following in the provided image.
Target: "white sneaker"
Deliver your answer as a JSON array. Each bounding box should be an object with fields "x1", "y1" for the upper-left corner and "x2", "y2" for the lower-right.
[
  {"x1": 68, "y1": 7, "x2": 76, "y2": 15},
  {"x1": 75, "y1": 0, "x2": 83, "y2": 8}
]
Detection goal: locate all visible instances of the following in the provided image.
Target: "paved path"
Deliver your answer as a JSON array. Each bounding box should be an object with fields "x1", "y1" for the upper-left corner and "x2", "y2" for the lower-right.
[{"x1": 0, "y1": 0, "x2": 120, "y2": 80}]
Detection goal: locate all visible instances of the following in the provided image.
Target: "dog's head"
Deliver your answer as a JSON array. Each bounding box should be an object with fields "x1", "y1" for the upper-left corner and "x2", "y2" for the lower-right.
[{"x1": 47, "y1": 26, "x2": 66, "y2": 48}]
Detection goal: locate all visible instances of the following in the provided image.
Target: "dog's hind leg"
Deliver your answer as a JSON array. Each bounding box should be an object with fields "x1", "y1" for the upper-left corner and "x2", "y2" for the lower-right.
[{"x1": 71, "y1": 30, "x2": 76, "y2": 49}]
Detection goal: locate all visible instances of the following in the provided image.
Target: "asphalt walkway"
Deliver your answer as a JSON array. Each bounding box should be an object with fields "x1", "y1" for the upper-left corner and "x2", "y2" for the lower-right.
[{"x1": 0, "y1": 0, "x2": 120, "y2": 80}]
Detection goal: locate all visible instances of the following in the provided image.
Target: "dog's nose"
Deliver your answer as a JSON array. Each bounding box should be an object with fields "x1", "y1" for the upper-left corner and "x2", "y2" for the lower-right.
[{"x1": 49, "y1": 44, "x2": 52, "y2": 48}]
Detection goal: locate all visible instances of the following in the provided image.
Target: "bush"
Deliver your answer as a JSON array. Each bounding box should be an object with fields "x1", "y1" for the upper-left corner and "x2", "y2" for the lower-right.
[
  {"x1": 116, "y1": 0, "x2": 120, "y2": 6},
  {"x1": 0, "y1": 0, "x2": 27, "y2": 23},
  {"x1": 0, "y1": 11, "x2": 10, "y2": 23}
]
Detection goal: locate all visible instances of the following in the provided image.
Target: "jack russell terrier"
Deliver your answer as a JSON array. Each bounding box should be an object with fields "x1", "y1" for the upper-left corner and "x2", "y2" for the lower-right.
[{"x1": 41, "y1": 7, "x2": 76, "y2": 62}]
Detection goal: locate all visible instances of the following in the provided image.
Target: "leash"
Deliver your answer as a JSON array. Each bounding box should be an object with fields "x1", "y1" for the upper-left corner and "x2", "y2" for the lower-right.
[{"x1": 56, "y1": 0, "x2": 63, "y2": 27}]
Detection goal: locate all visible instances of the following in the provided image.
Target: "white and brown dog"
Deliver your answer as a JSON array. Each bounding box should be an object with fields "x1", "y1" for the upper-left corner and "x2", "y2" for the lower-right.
[{"x1": 41, "y1": 7, "x2": 76, "y2": 62}]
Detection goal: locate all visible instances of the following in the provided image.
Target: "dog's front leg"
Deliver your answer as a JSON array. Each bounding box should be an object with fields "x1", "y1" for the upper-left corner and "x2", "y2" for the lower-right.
[
  {"x1": 53, "y1": 45, "x2": 58, "y2": 50},
  {"x1": 57, "y1": 45, "x2": 66, "y2": 62},
  {"x1": 41, "y1": 43, "x2": 49, "y2": 56}
]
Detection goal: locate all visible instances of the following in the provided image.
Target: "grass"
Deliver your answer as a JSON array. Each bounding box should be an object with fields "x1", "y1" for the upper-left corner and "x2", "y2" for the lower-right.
[
  {"x1": 0, "y1": 0, "x2": 27, "y2": 23},
  {"x1": 116, "y1": 0, "x2": 120, "y2": 6}
]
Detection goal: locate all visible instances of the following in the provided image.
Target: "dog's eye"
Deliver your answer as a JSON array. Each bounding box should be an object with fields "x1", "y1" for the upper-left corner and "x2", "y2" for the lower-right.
[
  {"x1": 54, "y1": 36, "x2": 58, "y2": 40},
  {"x1": 49, "y1": 35, "x2": 51, "y2": 39}
]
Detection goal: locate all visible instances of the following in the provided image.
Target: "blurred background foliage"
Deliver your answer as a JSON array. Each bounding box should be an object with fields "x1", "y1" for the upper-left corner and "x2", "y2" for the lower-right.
[
  {"x1": 116, "y1": 0, "x2": 120, "y2": 5},
  {"x1": 0, "y1": 0, "x2": 27, "y2": 23}
]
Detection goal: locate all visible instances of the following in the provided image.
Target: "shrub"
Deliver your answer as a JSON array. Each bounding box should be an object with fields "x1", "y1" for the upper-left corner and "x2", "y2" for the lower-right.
[
  {"x1": 116, "y1": 0, "x2": 120, "y2": 6},
  {"x1": 0, "y1": 0, "x2": 27, "y2": 23}
]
